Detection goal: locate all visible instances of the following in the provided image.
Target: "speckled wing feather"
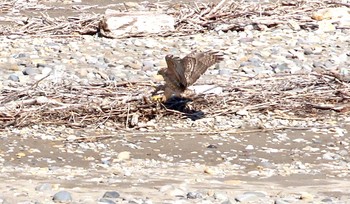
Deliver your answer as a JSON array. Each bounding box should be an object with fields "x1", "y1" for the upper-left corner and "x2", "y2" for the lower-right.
[
  {"x1": 165, "y1": 55, "x2": 186, "y2": 85},
  {"x1": 162, "y1": 55, "x2": 186, "y2": 91},
  {"x1": 182, "y1": 51, "x2": 223, "y2": 86},
  {"x1": 158, "y1": 51, "x2": 223, "y2": 100}
]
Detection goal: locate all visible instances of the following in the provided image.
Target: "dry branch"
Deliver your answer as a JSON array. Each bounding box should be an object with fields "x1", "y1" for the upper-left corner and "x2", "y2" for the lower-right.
[
  {"x1": 0, "y1": 71, "x2": 349, "y2": 130},
  {"x1": 0, "y1": 0, "x2": 340, "y2": 37}
]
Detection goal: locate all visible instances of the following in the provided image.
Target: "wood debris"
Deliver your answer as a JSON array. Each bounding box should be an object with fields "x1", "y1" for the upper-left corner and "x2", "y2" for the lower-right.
[
  {"x1": 0, "y1": 0, "x2": 347, "y2": 36},
  {"x1": 0, "y1": 72, "x2": 349, "y2": 129}
]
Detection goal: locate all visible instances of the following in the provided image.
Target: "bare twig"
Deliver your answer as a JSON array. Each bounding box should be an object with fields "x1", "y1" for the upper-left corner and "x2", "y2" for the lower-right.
[{"x1": 0, "y1": 71, "x2": 348, "y2": 129}]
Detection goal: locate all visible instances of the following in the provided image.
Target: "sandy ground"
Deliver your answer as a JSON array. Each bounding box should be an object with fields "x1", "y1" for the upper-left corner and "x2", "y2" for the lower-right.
[{"x1": 1, "y1": 0, "x2": 350, "y2": 203}]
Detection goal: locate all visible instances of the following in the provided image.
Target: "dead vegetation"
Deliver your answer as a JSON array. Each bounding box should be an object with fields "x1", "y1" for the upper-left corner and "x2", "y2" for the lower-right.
[
  {"x1": 0, "y1": 0, "x2": 347, "y2": 36},
  {"x1": 0, "y1": 71, "x2": 349, "y2": 130},
  {"x1": 0, "y1": 0, "x2": 349, "y2": 130}
]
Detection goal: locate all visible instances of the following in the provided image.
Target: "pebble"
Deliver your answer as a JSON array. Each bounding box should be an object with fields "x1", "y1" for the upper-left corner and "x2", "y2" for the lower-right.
[
  {"x1": 22, "y1": 67, "x2": 40, "y2": 75},
  {"x1": 142, "y1": 60, "x2": 156, "y2": 69},
  {"x1": 235, "y1": 193, "x2": 260, "y2": 202},
  {"x1": 52, "y1": 191, "x2": 72, "y2": 202},
  {"x1": 245, "y1": 145, "x2": 254, "y2": 150},
  {"x1": 218, "y1": 69, "x2": 231, "y2": 76},
  {"x1": 116, "y1": 151, "x2": 131, "y2": 161},
  {"x1": 299, "y1": 192, "x2": 314, "y2": 201},
  {"x1": 98, "y1": 198, "x2": 116, "y2": 204},
  {"x1": 35, "y1": 183, "x2": 52, "y2": 192},
  {"x1": 323, "y1": 152, "x2": 341, "y2": 160},
  {"x1": 274, "y1": 199, "x2": 290, "y2": 204},
  {"x1": 102, "y1": 191, "x2": 120, "y2": 199},
  {"x1": 8, "y1": 74, "x2": 19, "y2": 82},
  {"x1": 186, "y1": 192, "x2": 202, "y2": 199},
  {"x1": 214, "y1": 192, "x2": 229, "y2": 201}
]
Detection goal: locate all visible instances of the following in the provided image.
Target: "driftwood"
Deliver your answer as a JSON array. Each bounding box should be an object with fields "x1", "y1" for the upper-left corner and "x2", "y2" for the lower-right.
[
  {"x1": 169, "y1": 0, "x2": 342, "y2": 34},
  {"x1": 0, "y1": 70, "x2": 349, "y2": 129},
  {"x1": 0, "y1": 0, "x2": 345, "y2": 36}
]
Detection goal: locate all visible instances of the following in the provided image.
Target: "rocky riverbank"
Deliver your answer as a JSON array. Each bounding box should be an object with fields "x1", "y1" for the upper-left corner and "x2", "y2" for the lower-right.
[{"x1": 0, "y1": 0, "x2": 350, "y2": 203}]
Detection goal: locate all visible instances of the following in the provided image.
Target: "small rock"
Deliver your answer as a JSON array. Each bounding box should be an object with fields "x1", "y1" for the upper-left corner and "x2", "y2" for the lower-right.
[
  {"x1": 117, "y1": 151, "x2": 131, "y2": 161},
  {"x1": 159, "y1": 184, "x2": 185, "y2": 197},
  {"x1": 103, "y1": 191, "x2": 120, "y2": 199},
  {"x1": 8, "y1": 63, "x2": 20, "y2": 71},
  {"x1": 32, "y1": 59, "x2": 46, "y2": 66},
  {"x1": 204, "y1": 167, "x2": 216, "y2": 175},
  {"x1": 312, "y1": 61, "x2": 325, "y2": 69},
  {"x1": 312, "y1": 7, "x2": 350, "y2": 21},
  {"x1": 124, "y1": 2, "x2": 140, "y2": 9},
  {"x1": 274, "y1": 199, "x2": 290, "y2": 204},
  {"x1": 35, "y1": 183, "x2": 52, "y2": 192},
  {"x1": 187, "y1": 192, "x2": 202, "y2": 199},
  {"x1": 235, "y1": 193, "x2": 259, "y2": 202},
  {"x1": 207, "y1": 144, "x2": 218, "y2": 149},
  {"x1": 98, "y1": 198, "x2": 116, "y2": 204},
  {"x1": 245, "y1": 145, "x2": 254, "y2": 150},
  {"x1": 303, "y1": 47, "x2": 313, "y2": 55},
  {"x1": 214, "y1": 192, "x2": 228, "y2": 201},
  {"x1": 145, "y1": 40, "x2": 159, "y2": 49},
  {"x1": 13, "y1": 53, "x2": 26, "y2": 58},
  {"x1": 125, "y1": 61, "x2": 142, "y2": 69},
  {"x1": 321, "y1": 198, "x2": 333, "y2": 203},
  {"x1": 219, "y1": 69, "x2": 231, "y2": 76},
  {"x1": 239, "y1": 37, "x2": 254, "y2": 43},
  {"x1": 273, "y1": 63, "x2": 289, "y2": 73},
  {"x1": 8, "y1": 74, "x2": 19, "y2": 82},
  {"x1": 317, "y1": 21, "x2": 336, "y2": 32},
  {"x1": 143, "y1": 50, "x2": 154, "y2": 56},
  {"x1": 42, "y1": 67, "x2": 52, "y2": 75},
  {"x1": 221, "y1": 199, "x2": 233, "y2": 204},
  {"x1": 52, "y1": 191, "x2": 72, "y2": 203},
  {"x1": 86, "y1": 56, "x2": 99, "y2": 64},
  {"x1": 142, "y1": 60, "x2": 155, "y2": 69},
  {"x1": 323, "y1": 152, "x2": 341, "y2": 160},
  {"x1": 245, "y1": 191, "x2": 266, "y2": 197},
  {"x1": 236, "y1": 109, "x2": 249, "y2": 116},
  {"x1": 23, "y1": 67, "x2": 40, "y2": 75},
  {"x1": 299, "y1": 192, "x2": 314, "y2": 201}
]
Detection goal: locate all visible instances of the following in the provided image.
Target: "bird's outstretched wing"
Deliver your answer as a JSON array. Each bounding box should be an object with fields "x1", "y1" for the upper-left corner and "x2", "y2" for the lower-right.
[
  {"x1": 160, "y1": 54, "x2": 186, "y2": 91},
  {"x1": 182, "y1": 51, "x2": 224, "y2": 86},
  {"x1": 165, "y1": 55, "x2": 186, "y2": 85}
]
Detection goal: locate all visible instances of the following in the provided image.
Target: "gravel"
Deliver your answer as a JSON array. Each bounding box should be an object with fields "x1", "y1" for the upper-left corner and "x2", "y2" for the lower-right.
[{"x1": 0, "y1": 1, "x2": 350, "y2": 204}]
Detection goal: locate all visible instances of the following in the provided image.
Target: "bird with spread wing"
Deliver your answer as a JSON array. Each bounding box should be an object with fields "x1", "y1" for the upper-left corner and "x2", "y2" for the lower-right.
[{"x1": 155, "y1": 50, "x2": 223, "y2": 101}]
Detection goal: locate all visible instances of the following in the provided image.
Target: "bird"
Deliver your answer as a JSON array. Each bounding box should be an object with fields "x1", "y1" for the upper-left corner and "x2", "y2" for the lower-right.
[{"x1": 157, "y1": 50, "x2": 223, "y2": 101}]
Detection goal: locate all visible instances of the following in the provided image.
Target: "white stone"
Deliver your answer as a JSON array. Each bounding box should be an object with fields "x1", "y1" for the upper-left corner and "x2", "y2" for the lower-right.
[
  {"x1": 312, "y1": 7, "x2": 350, "y2": 21},
  {"x1": 188, "y1": 85, "x2": 223, "y2": 95},
  {"x1": 100, "y1": 10, "x2": 175, "y2": 38},
  {"x1": 245, "y1": 145, "x2": 254, "y2": 150}
]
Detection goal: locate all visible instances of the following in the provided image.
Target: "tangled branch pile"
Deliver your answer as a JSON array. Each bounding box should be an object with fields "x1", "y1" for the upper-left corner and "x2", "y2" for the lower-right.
[
  {"x1": 170, "y1": 0, "x2": 350, "y2": 34},
  {"x1": 0, "y1": 0, "x2": 345, "y2": 36},
  {"x1": 0, "y1": 72, "x2": 349, "y2": 130}
]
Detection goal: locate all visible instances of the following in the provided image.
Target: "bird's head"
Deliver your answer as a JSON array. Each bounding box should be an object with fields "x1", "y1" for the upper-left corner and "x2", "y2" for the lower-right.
[{"x1": 165, "y1": 54, "x2": 173, "y2": 60}]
